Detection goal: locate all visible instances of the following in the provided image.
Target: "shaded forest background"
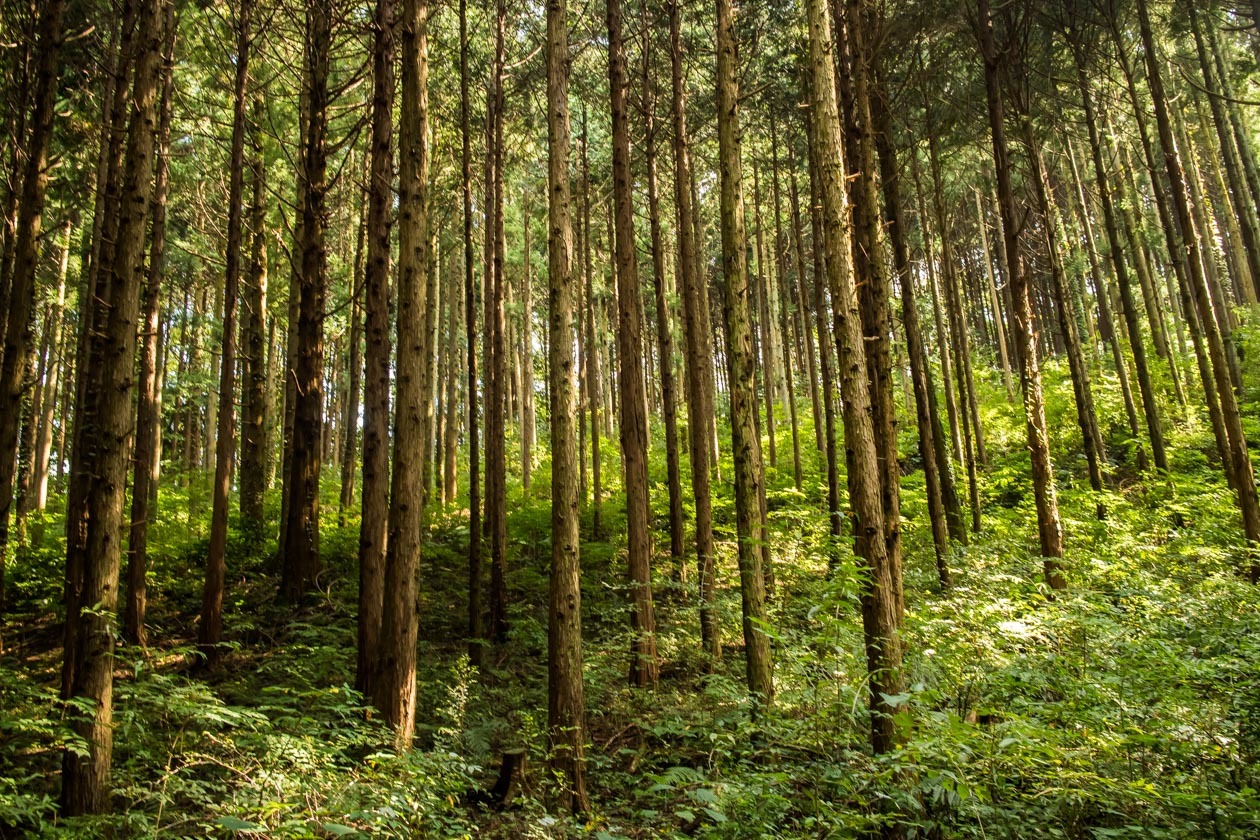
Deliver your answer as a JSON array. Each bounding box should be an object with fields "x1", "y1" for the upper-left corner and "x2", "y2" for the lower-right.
[{"x1": 2, "y1": 0, "x2": 1260, "y2": 836}]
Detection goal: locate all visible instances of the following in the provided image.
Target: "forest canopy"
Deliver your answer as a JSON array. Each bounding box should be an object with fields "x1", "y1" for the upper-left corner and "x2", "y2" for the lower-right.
[{"x1": 2, "y1": 0, "x2": 1260, "y2": 836}]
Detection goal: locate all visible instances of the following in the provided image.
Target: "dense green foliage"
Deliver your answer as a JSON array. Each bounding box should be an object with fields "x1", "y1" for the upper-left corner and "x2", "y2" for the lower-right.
[{"x1": 5, "y1": 336, "x2": 1260, "y2": 838}]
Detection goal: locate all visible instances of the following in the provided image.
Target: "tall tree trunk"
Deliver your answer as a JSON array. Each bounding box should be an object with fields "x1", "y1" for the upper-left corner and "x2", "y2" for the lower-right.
[
  {"x1": 240, "y1": 96, "x2": 270, "y2": 529},
  {"x1": 1137, "y1": 0, "x2": 1260, "y2": 573},
  {"x1": 770, "y1": 123, "x2": 803, "y2": 489},
  {"x1": 61, "y1": 0, "x2": 162, "y2": 813},
  {"x1": 910, "y1": 148, "x2": 964, "y2": 469},
  {"x1": 29, "y1": 223, "x2": 70, "y2": 513},
  {"x1": 668, "y1": 0, "x2": 718, "y2": 662},
  {"x1": 1070, "y1": 36, "x2": 1164, "y2": 473},
  {"x1": 356, "y1": 0, "x2": 395, "y2": 696},
  {"x1": 806, "y1": 106, "x2": 844, "y2": 560},
  {"x1": 581, "y1": 112, "x2": 603, "y2": 541},
  {"x1": 927, "y1": 127, "x2": 983, "y2": 531},
  {"x1": 201, "y1": 0, "x2": 252, "y2": 664},
  {"x1": 806, "y1": 0, "x2": 901, "y2": 753},
  {"x1": 844, "y1": 0, "x2": 902, "y2": 615},
  {"x1": 281, "y1": 0, "x2": 332, "y2": 601},
  {"x1": 521, "y1": 197, "x2": 536, "y2": 493},
  {"x1": 1027, "y1": 133, "x2": 1106, "y2": 511},
  {"x1": 753, "y1": 164, "x2": 778, "y2": 472},
  {"x1": 715, "y1": 0, "x2": 772, "y2": 705},
  {"x1": 977, "y1": 0, "x2": 1064, "y2": 589},
  {"x1": 338, "y1": 173, "x2": 366, "y2": 526},
  {"x1": 642, "y1": 24, "x2": 684, "y2": 566},
  {"x1": 545, "y1": 0, "x2": 588, "y2": 807},
  {"x1": 872, "y1": 68, "x2": 952, "y2": 587},
  {"x1": 0, "y1": 0, "x2": 66, "y2": 620},
  {"x1": 377, "y1": 0, "x2": 429, "y2": 747},
  {"x1": 458, "y1": 0, "x2": 482, "y2": 667},
  {"x1": 485, "y1": 0, "x2": 509, "y2": 646},
  {"x1": 443, "y1": 239, "x2": 461, "y2": 506},
  {"x1": 607, "y1": 0, "x2": 658, "y2": 687},
  {"x1": 787, "y1": 142, "x2": 824, "y2": 457},
  {"x1": 975, "y1": 190, "x2": 1013, "y2": 398},
  {"x1": 124, "y1": 10, "x2": 175, "y2": 648}
]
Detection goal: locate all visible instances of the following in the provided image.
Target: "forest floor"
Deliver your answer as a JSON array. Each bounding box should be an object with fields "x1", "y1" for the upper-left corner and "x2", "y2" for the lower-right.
[{"x1": 4, "y1": 349, "x2": 1260, "y2": 838}]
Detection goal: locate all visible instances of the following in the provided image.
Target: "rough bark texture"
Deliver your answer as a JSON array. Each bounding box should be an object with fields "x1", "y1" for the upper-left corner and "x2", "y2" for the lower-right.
[
  {"x1": 281, "y1": 0, "x2": 332, "y2": 601},
  {"x1": 667, "y1": 0, "x2": 718, "y2": 661},
  {"x1": 977, "y1": 0, "x2": 1065, "y2": 589},
  {"x1": 807, "y1": 0, "x2": 901, "y2": 753},
  {"x1": 716, "y1": 0, "x2": 773, "y2": 706},
  {"x1": 240, "y1": 97, "x2": 270, "y2": 529},
  {"x1": 377, "y1": 0, "x2": 429, "y2": 747},
  {"x1": 125, "y1": 11, "x2": 175, "y2": 647},
  {"x1": 871, "y1": 65, "x2": 951, "y2": 588},
  {"x1": 0, "y1": 0, "x2": 66, "y2": 619},
  {"x1": 459, "y1": 0, "x2": 482, "y2": 667},
  {"x1": 61, "y1": 0, "x2": 161, "y2": 813},
  {"x1": 642, "y1": 27, "x2": 684, "y2": 566},
  {"x1": 607, "y1": 0, "x2": 658, "y2": 687},
  {"x1": 357, "y1": 0, "x2": 394, "y2": 698},
  {"x1": 201, "y1": 0, "x2": 251, "y2": 664},
  {"x1": 844, "y1": 0, "x2": 903, "y2": 615},
  {"x1": 545, "y1": 0, "x2": 588, "y2": 808}
]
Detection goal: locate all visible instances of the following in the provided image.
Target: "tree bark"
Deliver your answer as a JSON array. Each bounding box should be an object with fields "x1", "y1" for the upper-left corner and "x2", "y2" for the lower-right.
[
  {"x1": 356, "y1": 0, "x2": 395, "y2": 697},
  {"x1": 124, "y1": 10, "x2": 175, "y2": 648},
  {"x1": 338, "y1": 171, "x2": 366, "y2": 526},
  {"x1": 281, "y1": 0, "x2": 332, "y2": 601},
  {"x1": 580, "y1": 112, "x2": 603, "y2": 541},
  {"x1": 201, "y1": 0, "x2": 252, "y2": 664},
  {"x1": 872, "y1": 67, "x2": 952, "y2": 588},
  {"x1": 0, "y1": 0, "x2": 66, "y2": 619},
  {"x1": 545, "y1": 0, "x2": 588, "y2": 808},
  {"x1": 668, "y1": 0, "x2": 718, "y2": 662},
  {"x1": 240, "y1": 96, "x2": 270, "y2": 529},
  {"x1": 1137, "y1": 0, "x2": 1260, "y2": 573},
  {"x1": 377, "y1": 0, "x2": 429, "y2": 747},
  {"x1": 716, "y1": 0, "x2": 773, "y2": 706},
  {"x1": 459, "y1": 0, "x2": 483, "y2": 667},
  {"x1": 1070, "y1": 36, "x2": 1164, "y2": 474},
  {"x1": 806, "y1": 0, "x2": 901, "y2": 752},
  {"x1": 61, "y1": 0, "x2": 162, "y2": 813},
  {"x1": 977, "y1": 0, "x2": 1064, "y2": 589},
  {"x1": 642, "y1": 24, "x2": 684, "y2": 566},
  {"x1": 607, "y1": 0, "x2": 658, "y2": 687}
]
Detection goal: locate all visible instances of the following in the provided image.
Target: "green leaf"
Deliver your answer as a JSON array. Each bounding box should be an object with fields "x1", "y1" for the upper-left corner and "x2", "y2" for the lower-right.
[
  {"x1": 879, "y1": 692, "x2": 911, "y2": 709},
  {"x1": 703, "y1": 807, "x2": 728, "y2": 823},
  {"x1": 322, "y1": 824, "x2": 361, "y2": 836},
  {"x1": 217, "y1": 816, "x2": 264, "y2": 832}
]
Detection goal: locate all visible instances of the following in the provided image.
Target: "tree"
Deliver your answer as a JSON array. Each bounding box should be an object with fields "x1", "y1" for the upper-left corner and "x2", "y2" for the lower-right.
[
  {"x1": 200, "y1": 0, "x2": 254, "y2": 665},
  {"x1": 669, "y1": 0, "x2": 719, "y2": 663},
  {"x1": 1136, "y1": 0, "x2": 1260, "y2": 574},
  {"x1": 545, "y1": 0, "x2": 587, "y2": 809},
  {"x1": 805, "y1": 0, "x2": 900, "y2": 753},
  {"x1": 607, "y1": 0, "x2": 658, "y2": 687},
  {"x1": 715, "y1": 0, "x2": 773, "y2": 706},
  {"x1": 377, "y1": 0, "x2": 430, "y2": 747},
  {"x1": 280, "y1": 0, "x2": 333, "y2": 601},
  {"x1": 357, "y1": 0, "x2": 395, "y2": 698},
  {"x1": 0, "y1": 0, "x2": 67, "y2": 626},
  {"x1": 61, "y1": 0, "x2": 163, "y2": 813},
  {"x1": 974, "y1": 0, "x2": 1065, "y2": 590}
]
